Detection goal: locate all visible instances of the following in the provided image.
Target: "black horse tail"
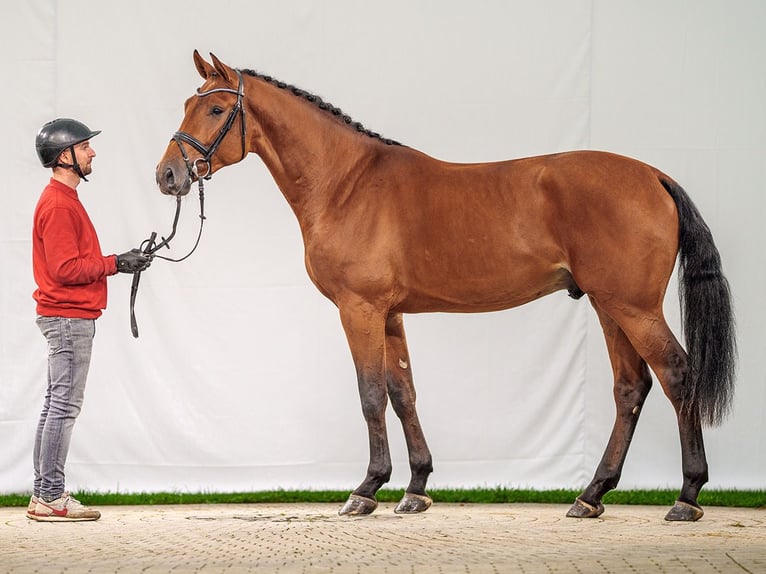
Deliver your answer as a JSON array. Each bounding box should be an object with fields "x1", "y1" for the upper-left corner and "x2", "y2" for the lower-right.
[{"x1": 661, "y1": 178, "x2": 736, "y2": 427}]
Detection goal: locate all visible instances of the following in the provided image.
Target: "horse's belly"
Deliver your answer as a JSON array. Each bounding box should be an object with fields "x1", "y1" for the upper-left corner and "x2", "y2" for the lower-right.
[{"x1": 394, "y1": 265, "x2": 574, "y2": 314}]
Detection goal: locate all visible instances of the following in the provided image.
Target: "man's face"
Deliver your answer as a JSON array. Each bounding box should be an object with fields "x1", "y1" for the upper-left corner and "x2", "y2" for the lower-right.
[{"x1": 61, "y1": 140, "x2": 96, "y2": 176}]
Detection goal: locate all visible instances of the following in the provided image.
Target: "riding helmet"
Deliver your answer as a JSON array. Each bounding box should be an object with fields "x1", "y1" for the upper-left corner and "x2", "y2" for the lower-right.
[{"x1": 35, "y1": 118, "x2": 101, "y2": 168}]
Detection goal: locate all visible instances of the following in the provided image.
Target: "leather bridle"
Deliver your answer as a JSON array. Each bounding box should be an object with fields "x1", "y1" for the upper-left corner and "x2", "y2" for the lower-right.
[
  {"x1": 129, "y1": 69, "x2": 247, "y2": 338},
  {"x1": 173, "y1": 69, "x2": 247, "y2": 182}
]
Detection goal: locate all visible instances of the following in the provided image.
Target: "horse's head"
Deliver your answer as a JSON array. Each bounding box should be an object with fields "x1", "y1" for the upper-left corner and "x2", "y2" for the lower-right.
[{"x1": 156, "y1": 51, "x2": 248, "y2": 196}]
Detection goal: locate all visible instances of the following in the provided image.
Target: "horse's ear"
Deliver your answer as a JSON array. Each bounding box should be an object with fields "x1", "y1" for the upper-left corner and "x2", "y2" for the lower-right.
[
  {"x1": 193, "y1": 50, "x2": 215, "y2": 79},
  {"x1": 210, "y1": 53, "x2": 233, "y2": 84}
]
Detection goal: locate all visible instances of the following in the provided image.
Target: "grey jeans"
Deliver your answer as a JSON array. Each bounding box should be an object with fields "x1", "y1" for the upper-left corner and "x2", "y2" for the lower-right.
[{"x1": 34, "y1": 316, "x2": 95, "y2": 502}]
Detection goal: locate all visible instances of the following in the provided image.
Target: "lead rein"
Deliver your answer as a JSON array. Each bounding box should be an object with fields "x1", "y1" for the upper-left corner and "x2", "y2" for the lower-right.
[{"x1": 129, "y1": 182, "x2": 206, "y2": 338}]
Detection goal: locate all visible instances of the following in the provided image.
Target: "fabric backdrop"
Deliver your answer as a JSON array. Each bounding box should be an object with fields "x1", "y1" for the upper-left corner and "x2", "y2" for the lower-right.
[{"x1": 1, "y1": 0, "x2": 764, "y2": 495}]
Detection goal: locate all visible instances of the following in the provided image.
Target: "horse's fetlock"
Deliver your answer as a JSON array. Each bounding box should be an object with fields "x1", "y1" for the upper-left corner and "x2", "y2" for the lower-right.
[
  {"x1": 684, "y1": 466, "x2": 709, "y2": 487},
  {"x1": 411, "y1": 456, "x2": 433, "y2": 476},
  {"x1": 367, "y1": 464, "x2": 392, "y2": 484}
]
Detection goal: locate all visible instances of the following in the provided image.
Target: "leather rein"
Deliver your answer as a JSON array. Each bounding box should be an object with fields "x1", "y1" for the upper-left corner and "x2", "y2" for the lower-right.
[{"x1": 130, "y1": 69, "x2": 247, "y2": 338}]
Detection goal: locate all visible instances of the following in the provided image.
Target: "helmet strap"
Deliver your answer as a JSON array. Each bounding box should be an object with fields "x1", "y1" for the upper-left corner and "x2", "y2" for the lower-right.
[{"x1": 55, "y1": 145, "x2": 89, "y2": 182}]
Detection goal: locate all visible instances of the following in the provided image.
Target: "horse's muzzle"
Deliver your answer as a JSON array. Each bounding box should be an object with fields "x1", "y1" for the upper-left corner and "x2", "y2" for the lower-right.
[{"x1": 156, "y1": 159, "x2": 192, "y2": 197}]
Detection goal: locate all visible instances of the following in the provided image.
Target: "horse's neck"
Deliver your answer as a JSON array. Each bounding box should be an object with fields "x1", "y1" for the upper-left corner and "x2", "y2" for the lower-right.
[{"x1": 246, "y1": 78, "x2": 373, "y2": 226}]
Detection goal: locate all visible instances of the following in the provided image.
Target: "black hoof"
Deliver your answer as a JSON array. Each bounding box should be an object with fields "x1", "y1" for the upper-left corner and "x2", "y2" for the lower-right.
[
  {"x1": 338, "y1": 494, "x2": 378, "y2": 516},
  {"x1": 665, "y1": 501, "x2": 704, "y2": 522},
  {"x1": 566, "y1": 497, "x2": 605, "y2": 518},
  {"x1": 394, "y1": 493, "x2": 432, "y2": 514}
]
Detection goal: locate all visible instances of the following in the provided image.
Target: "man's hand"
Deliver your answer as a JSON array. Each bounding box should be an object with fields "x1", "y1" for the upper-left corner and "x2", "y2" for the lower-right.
[{"x1": 116, "y1": 249, "x2": 153, "y2": 273}]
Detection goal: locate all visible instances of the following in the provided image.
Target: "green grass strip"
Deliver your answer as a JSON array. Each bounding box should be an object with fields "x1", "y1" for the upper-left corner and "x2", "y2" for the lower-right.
[{"x1": 2, "y1": 488, "x2": 764, "y2": 508}]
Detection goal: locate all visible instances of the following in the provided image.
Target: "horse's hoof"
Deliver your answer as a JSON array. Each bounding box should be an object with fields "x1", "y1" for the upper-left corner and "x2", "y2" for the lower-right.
[
  {"x1": 664, "y1": 501, "x2": 704, "y2": 522},
  {"x1": 566, "y1": 497, "x2": 605, "y2": 518},
  {"x1": 338, "y1": 494, "x2": 378, "y2": 516},
  {"x1": 394, "y1": 492, "x2": 432, "y2": 514}
]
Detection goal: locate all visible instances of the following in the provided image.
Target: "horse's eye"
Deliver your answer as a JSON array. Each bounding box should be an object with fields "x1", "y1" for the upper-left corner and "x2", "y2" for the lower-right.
[{"x1": 211, "y1": 106, "x2": 224, "y2": 116}]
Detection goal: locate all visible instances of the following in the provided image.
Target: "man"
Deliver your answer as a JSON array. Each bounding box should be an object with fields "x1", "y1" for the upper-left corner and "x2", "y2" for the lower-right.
[{"x1": 27, "y1": 118, "x2": 151, "y2": 522}]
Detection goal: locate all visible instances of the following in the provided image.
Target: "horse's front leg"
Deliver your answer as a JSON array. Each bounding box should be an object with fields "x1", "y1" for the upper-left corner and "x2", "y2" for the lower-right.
[
  {"x1": 385, "y1": 313, "x2": 433, "y2": 514},
  {"x1": 337, "y1": 300, "x2": 391, "y2": 516}
]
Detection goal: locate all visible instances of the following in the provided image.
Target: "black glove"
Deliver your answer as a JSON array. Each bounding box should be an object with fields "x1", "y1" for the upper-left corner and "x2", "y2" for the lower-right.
[{"x1": 116, "y1": 249, "x2": 153, "y2": 273}]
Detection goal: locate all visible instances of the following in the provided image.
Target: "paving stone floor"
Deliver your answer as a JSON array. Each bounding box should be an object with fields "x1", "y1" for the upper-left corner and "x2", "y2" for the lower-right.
[{"x1": 1, "y1": 502, "x2": 764, "y2": 573}]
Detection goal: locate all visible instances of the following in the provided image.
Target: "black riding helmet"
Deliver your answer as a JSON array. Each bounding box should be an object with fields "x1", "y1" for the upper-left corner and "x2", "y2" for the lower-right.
[{"x1": 35, "y1": 118, "x2": 100, "y2": 181}]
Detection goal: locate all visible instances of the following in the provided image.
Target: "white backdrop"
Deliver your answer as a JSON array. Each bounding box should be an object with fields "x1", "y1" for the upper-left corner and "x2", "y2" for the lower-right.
[{"x1": 1, "y1": 1, "x2": 764, "y2": 495}]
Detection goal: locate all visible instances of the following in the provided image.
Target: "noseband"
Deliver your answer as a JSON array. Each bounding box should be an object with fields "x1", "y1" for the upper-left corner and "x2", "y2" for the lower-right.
[
  {"x1": 130, "y1": 70, "x2": 247, "y2": 338},
  {"x1": 173, "y1": 69, "x2": 247, "y2": 182}
]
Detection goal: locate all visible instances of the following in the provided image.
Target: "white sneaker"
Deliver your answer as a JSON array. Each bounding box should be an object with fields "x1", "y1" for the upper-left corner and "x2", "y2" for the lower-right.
[
  {"x1": 26, "y1": 495, "x2": 39, "y2": 519},
  {"x1": 31, "y1": 492, "x2": 101, "y2": 522}
]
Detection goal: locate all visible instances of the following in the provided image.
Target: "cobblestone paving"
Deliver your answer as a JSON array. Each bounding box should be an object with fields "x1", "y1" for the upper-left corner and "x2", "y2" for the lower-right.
[{"x1": 1, "y1": 503, "x2": 764, "y2": 573}]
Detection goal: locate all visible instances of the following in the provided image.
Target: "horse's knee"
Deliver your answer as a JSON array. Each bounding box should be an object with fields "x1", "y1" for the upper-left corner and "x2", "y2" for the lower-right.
[
  {"x1": 386, "y1": 381, "x2": 415, "y2": 418},
  {"x1": 358, "y1": 377, "x2": 388, "y2": 421},
  {"x1": 360, "y1": 397, "x2": 386, "y2": 422}
]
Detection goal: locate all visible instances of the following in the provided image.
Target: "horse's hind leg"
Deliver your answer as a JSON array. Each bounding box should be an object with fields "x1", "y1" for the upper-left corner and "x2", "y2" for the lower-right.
[
  {"x1": 594, "y1": 302, "x2": 708, "y2": 521},
  {"x1": 568, "y1": 298, "x2": 653, "y2": 519},
  {"x1": 384, "y1": 313, "x2": 433, "y2": 514}
]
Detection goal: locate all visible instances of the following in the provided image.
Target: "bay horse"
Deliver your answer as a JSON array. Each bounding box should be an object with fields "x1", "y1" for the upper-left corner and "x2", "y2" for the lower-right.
[{"x1": 156, "y1": 51, "x2": 735, "y2": 521}]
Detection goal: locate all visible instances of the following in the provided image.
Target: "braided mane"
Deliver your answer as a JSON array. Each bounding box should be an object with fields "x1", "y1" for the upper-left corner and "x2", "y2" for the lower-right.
[{"x1": 240, "y1": 69, "x2": 401, "y2": 147}]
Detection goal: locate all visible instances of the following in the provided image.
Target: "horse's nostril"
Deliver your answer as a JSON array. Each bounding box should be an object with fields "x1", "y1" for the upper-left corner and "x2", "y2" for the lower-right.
[{"x1": 165, "y1": 167, "x2": 175, "y2": 186}]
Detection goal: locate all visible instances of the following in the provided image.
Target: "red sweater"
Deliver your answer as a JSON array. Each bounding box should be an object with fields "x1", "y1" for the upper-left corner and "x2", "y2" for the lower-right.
[{"x1": 33, "y1": 178, "x2": 118, "y2": 319}]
